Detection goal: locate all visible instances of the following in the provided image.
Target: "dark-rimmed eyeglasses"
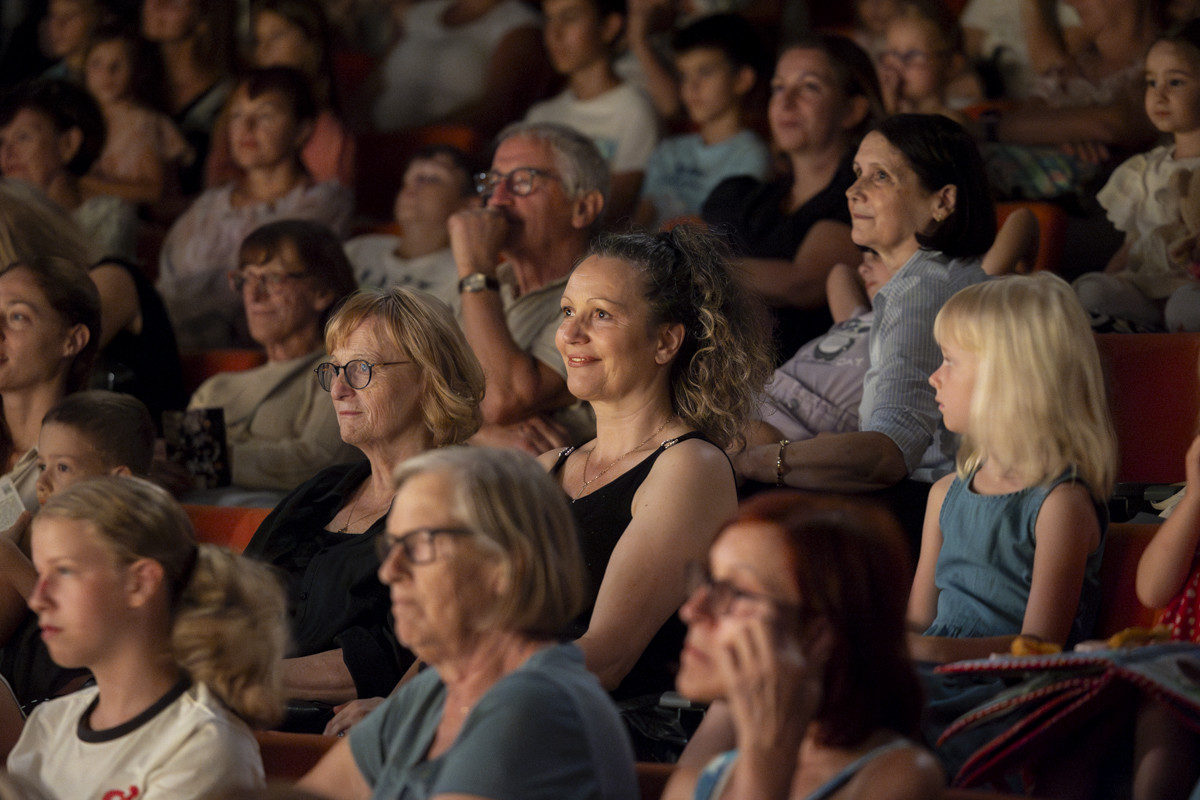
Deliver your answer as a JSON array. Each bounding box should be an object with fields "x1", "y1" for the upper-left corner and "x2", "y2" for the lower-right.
[
  {"x1": 474, "y1": 167, "x2": 560, "y2": 198},
  {"x1": 683, "y1": 561, "x2": 805, "y2": 618},
  {"x1": 314, "y1": 360, "x2": 410, "y2": 391},
  {"x1": 228, "y1": 270, "x2": 309, "y2": 294},
  {"x1": 376, "y1": 527, "x2": 474, "y2": 564}
]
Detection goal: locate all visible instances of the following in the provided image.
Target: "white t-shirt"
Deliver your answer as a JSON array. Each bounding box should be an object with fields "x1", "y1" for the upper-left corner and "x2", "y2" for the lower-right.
[
  {"x1": 8, "y1": 681, "x2": 264, "y2": 800},
  {"x1": 343, "y1": 234, "x2": 461, "y2": 313},
  {"x1": 524, "y1": 83, "x2": 659, "y2": 173},
  {"x1": 372, "y1": 0, "x2": 540, "y2": 130}
]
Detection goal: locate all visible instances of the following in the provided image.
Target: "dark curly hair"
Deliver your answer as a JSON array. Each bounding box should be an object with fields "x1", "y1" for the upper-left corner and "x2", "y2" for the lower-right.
[{"x1": 584, "y1": 225, "x2": 773, "y2": 450}]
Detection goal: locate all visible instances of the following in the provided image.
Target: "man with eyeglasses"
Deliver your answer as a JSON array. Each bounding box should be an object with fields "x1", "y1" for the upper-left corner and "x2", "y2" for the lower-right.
[{"x1": 448, "y1": 121, "x2": 608, "y2": 453}]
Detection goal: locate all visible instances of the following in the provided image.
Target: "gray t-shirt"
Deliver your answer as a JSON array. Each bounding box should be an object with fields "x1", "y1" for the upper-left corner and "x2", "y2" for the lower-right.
[{"x1": 349, "y1": 642, "x2": 636, "y2": 800}]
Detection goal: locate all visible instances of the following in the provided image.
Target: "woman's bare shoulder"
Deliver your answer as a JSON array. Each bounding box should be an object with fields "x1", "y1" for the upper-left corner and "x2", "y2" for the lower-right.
[{"x1": 846, "y1": 740, "x2": 945, "y2": 800}]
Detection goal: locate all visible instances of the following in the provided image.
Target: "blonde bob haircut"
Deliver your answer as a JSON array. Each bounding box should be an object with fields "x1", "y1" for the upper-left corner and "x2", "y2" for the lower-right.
[
  {"x1": 38, "y1": 476, "x2": 288, "y2": 727},
  {"x1": 324, "y1": 288, "x2": 485, "y2": 446},
  {"x1": 392, "y1": 447, "x2": 587, "y2": 637},
  {"x1": 933, "y1": 273, "x2": 1116, "y2": 501}
]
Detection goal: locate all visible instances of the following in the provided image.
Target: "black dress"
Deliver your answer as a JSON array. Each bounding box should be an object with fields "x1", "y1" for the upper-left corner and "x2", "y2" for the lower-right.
[
  {"x1": 244, "y1": 460, "x2": 412, "y2": 699},
  {"x1": 702, "y1": 161, "x2": 856, "y2": 363}
]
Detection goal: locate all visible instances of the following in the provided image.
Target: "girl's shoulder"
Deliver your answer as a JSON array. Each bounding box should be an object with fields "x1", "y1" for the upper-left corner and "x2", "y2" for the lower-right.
[{"x1": 848, "y1": 738, "x2": 945, "y2": 800}]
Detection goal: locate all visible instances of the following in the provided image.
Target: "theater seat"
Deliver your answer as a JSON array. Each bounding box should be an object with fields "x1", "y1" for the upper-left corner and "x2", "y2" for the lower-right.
[
  {"x1": 1095, "y1": 522, "x2": 1162, "y2": 637},
  {"x1": 255, "y1": 730, "x2": 337, "y2": 782},
  {"x1": 1095, "y1": 332, "x2": 1200, "y2": 484},
  {"x1": 183, "y1": 504, "x2": 271, "y2": 553},
  {"x1": 996, "y1": 200, "x2": 1068, "y2": 274},
  {"x1": 179, "y1": 348, "x2": 267, "y2": 397}
]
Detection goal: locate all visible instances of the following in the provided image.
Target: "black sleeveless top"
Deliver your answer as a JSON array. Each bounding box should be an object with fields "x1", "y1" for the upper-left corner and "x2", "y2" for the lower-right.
[{"x1": 551, "y1": 430, "x2": 723, "y2": 701}]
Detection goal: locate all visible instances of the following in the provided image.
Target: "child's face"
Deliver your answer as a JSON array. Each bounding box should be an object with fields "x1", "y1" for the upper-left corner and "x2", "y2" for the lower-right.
[
  {"x1": 542, "y1": 0, "x2": 616, "y2": 77},
  {"x1": 141, "y1": 0, "x2": 198, "y2": 43},
  {"x1": 36, "y1": 423, "x2": 118, "y2": 506},
  {"x1": 84, "y1": 40, "x2": 134, "y2": 106},
  {"x1": 881, "y1": 15, "x2": 948, "y2": 102},
  {"x1": 929, "y1": 338, "x2": 977, "y2": 434},
  {"x1": 857, "y1": 249, "x2": 901, "y2": 302},
  {"x1": 676, "y1": 48, "x2": 748, "y2": 129},
  {"x1": 29, "y1": 516, "x2": 131, "y2": 670},
  {"x1": 44, "y1": 0, "x2": 97, "y2": 60},
  {"x1": 394, "y1": 154, "x2": 474, "y2": 232},
  {"x1": 253, "y1": 10, "x2": 317, "y2": 72},
  {"x1": 1144, "y1": 41, "x2": 1200, "y2": 136}
]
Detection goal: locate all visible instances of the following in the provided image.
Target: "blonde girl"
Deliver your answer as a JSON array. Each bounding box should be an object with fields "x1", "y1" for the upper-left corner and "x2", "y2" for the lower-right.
[
  {"x1": 908, "y1": 272, "x2": 1116, "y2": 664},
  {"x1": 878, "y1": 1, "x2": 978, "y2": 123},
  {"x1": 7, "y1": 476, "x2": 288, "y2": 800}
]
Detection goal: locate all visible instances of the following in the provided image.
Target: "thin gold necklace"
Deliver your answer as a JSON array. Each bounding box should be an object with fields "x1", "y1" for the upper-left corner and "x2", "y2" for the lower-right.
[
  {"x1": 336, "y1": 487, "x2": 385, "y2": 533},
  {"x1": 575, "y1": 416, "x2": 674, "y2": 500}
]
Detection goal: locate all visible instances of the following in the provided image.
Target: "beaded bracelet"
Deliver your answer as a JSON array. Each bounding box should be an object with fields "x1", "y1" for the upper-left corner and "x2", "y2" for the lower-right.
[{"x1": 775, "y1": 439, "x2": 790, "y2": 487}]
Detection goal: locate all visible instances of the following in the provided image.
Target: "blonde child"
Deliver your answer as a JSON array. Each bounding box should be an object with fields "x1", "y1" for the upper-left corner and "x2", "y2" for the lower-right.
[
  {"x1": 877, "y1": 1, "x2": 981, "y2": 123},
  {"x1": 1074, "y1": 20, "x2": 1200, "y2": 332},
  {"x1": 80, "y1": 24, "x2": 192, "y2": 205},
  {"x1": 908, "y1": 272, "x2": 1116, "y2": 665},
  {"x1": 6, "y1": 476, "x2": 288, "y2": 800}
]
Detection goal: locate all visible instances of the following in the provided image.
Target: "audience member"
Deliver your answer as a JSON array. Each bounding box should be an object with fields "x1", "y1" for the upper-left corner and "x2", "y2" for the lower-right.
[
  {"x1": 633, "y1": 13, "x2": 769, "y2": 229},
  {"x1": 544, "y1": 226, "x2": 771, "y2": 759},
  {"x1": 0, "y1": 178, "x2": 185, "y2": 428},
  {"x1": 878, "y1": 1, "x2": 980, "y2": 122},
  {"x1": 0, "y1": 257, "x2": 100, "y2": 512},
  {"x1": 140, "y1": 0, "x2": 239, "y2": 195},
  {"x1": 1074, "y1": 19, "x2": 1200, "y2": 332},
  {"x1": 298, "y1": 446, "x2": 637, "y2": 800},
  {"x1": 736, "y1": 114, "x2": 993, "y2": 520},
  {"x1": 7, "y1": 476, "x2": 287, "y2": 800},
  {"x1": 851, "y1": 0, "x2": 902, "y2": 62},
  {"x1": 909, "y1": 273, "x2": 1115, "y2": 782},
  {"x1": 156, "y1": 67, "x2": 353, "y2": 349},
  {"x1": 663, "y1": 493, "x2": 944, "y2": 800},
  {"x1": 525, "y1": 0, "x2": 659, "y2": 223},
  {"x1": 960, "y1": 0, "x2": 1082, "y2": 100},
  {"x1": 343, "y1": 144, "x2": 479, "y2": 309},
  {"x1": 39, "y1": 0, "x2": 106, "y2": 82},
  {"x1": 450, "y1": 122, "x2": 607, "y2": 451},
  {"x1": 80, "y1": 22, "x2": 193, "y2": 205},
  {"x1": 188, "y1": 220, "x2": 361, "y2": 495},
  {"x1": 0, "y1": 78, "x2": 137, "y2": 261},
  {"x1": 367, "y1": 0, "x2": 546, "y2": 137},
  {"x1": 703, "y1": 34, "x2": 883, "y2": 361},
  {"x1": 0, "y1": 391, "x2": 154, "y2": 715},
  {"x1": 207, "y1": 0, "x2": 354, "y2": 188},
  {"x1": 243, "y1": 288, "x2": 484, "y2": 714}
]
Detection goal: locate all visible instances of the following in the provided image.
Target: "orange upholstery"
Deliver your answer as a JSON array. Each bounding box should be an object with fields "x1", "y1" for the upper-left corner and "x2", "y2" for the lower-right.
[
  {"x1": 1095, "y1": 522, "x2": 1162, "y2": 637},
  {"x1": 256, "y1": 731, "x2": 337, "y2": 782},
  {"x1": 183, "y1": 504, "x2": 271, "y2": 553},
  {"x1": 996, "y1": 201, "x2": 1068, "y2": 275},
  {"x1": 1095, "y1": 332, "x2": 1200, "y2": 484},
  {"x1": 353, "y1": 124, "x2": 485, "y2": 223},
  {"x1": 179, "y1": 348, "x2": 267, "y2": 397}
]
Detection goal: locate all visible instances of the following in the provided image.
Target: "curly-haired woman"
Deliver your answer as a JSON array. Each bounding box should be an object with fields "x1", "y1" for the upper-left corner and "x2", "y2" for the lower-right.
[{"x1": 542, "y1": 225, "x2": 773, "y2": 758}]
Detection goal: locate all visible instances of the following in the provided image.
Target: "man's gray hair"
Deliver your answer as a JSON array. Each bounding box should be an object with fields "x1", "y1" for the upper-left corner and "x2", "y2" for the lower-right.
[{"x1": 495, "y1": 121, "x2": 610, "y2": 207}]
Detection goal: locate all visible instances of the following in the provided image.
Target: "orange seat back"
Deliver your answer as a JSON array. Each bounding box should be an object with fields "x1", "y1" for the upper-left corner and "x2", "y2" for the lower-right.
[
  {"x1": 180, "y1": 348, "x2": 267, "y2": 397},
  {"x1": 1095, "y1": 332, "x2": 1200, "y2": 484},
  {"x1": 996, "y1": 200, "x2": 1068, "y2": 274},
  {"x1": 1095, "y1": 522, "x2": 1161, "y2": 637},
  {"x1": 183, "y1": 504, "x2": 271, "y2": 553}
]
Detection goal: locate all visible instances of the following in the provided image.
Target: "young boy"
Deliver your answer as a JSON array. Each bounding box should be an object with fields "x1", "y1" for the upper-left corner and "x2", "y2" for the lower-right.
[
  {"x1": 343, "y1": 144, "x2": 478, "y2": 311},
  {"x1": 634, "y1": 13, "x2": 769, "y2": 229},
  {"x1": 0, "y1": 390, "x2": 156, "y2": 712},
  {"x1": 524, "y1": 0, "x2": 659, "y2": 223}
]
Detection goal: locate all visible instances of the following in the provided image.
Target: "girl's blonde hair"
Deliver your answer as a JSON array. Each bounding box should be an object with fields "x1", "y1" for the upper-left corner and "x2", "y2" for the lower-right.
[
  {"x1": 38, "y1": 476, "x2": 288, "y2": 727},
  {"x1": 934, "y1": 273, "x2": 1116, "y2": 500}
]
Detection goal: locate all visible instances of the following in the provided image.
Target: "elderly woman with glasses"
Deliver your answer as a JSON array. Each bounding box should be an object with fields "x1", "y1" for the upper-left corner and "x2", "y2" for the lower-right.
[
  {"x1": 299, "y1": 446, "x2": 636, "y2": 800},
  {"x1": 662, "y1": 492, "x2": 944, "y2": 800},
  {"x1": 187, "y1": 219, "x2": 360, "y2": 495},
  {"x1": 243, "y1": 286, "x2": 485, "y2": 718}
]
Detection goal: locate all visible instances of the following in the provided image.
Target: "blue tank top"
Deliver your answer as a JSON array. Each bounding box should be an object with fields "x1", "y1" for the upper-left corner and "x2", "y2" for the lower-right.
[{"x1": 924, "y1": 469, "x2": 1106, "y2": 646}]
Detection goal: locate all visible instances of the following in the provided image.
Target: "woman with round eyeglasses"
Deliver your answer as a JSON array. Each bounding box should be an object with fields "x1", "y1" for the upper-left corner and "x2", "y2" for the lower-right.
[
  {"x1": 243, "y1": 286, "x2": 485, "y2": 723},
  {"x1": 299, "y1": 445, "x2": 637, "y2": 800},
  {"x1": 186, "y1": 219, "x2": 360, "y2": 496},
  {"x1": 662, "y1": 492, "x2": 944, "y2": 800}
]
